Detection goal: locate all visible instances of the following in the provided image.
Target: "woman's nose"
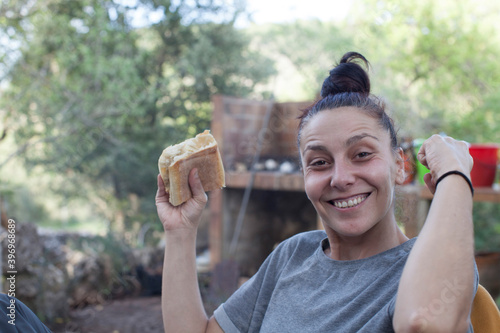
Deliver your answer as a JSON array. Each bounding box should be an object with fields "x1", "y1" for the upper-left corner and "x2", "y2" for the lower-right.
[{"x1": 330, "y1": 160, "x2": 355, "y2": 189}]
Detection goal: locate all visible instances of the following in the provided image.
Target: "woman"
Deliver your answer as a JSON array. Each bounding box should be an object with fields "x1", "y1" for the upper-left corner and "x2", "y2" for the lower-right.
[{"x1": 156, "y1": 52, "x2": 477, "y2": 332}]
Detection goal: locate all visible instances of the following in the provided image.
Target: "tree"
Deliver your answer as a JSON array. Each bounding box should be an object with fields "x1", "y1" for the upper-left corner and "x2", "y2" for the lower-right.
[
  {"x1": 346, "y1": 0, "x2": 500, "y2": 140},
  {"x1": 247, "y1": 0, "x2": 500, "y2": 141},
  {"x1": 248, "y1": 20, "x2": 356, "y2": 101},
  {"x1": 0, "y1": 0, "x2": 275, "y2": 236}
]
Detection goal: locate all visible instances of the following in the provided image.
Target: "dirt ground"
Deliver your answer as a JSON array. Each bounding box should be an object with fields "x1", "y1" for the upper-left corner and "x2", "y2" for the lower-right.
[
  {"x1": 49, "y1": 296, "x2": 164, "y2": 333},
  {"x1": 44, "y1": 266, "x2": 238, "y2": 333}
]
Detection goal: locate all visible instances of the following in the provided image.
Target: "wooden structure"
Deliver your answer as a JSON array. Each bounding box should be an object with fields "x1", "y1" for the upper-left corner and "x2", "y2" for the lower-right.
[
  {"x1": 208, "y1": 95, "x2": 500, "y2": 271},
  {"x1": 209, "y1": 95, "x2": 313, "y2": 275}
]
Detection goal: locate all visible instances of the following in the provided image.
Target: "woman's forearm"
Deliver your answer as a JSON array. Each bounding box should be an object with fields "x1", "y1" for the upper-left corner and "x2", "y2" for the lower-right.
[
  {"x1": 394, "y1": 175, "x2": 475, "y2": 332},
  {"x1": 162, "y1": 230, "x2": 209, "y2": 333}
]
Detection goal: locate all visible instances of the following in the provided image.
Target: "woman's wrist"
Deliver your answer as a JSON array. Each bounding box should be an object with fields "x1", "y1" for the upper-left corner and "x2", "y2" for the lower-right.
[
  {"x1": 164, "y1": 227, "x2": 198, "y2": 244},
  {"x1": 435, "y1": 170, "x2": 474, "y2": 197}
]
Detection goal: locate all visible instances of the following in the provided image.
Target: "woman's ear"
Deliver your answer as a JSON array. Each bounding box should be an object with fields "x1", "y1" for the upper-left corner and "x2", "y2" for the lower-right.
[{"x1": 395, "y1": 147, "x2": 406, "y2": 185}]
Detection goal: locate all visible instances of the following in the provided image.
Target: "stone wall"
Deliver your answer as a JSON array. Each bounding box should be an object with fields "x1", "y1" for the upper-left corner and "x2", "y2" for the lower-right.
[
  {"x1": 0, "y1": 222, "x2": 164, "y2": 326},
  {"x1": 1, "y1": 223, "x2": 69, "y2": 323}
]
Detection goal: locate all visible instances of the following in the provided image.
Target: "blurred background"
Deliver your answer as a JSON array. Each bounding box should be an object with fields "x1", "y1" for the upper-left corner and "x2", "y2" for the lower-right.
[{"x1": 0, "y1": 0, "x2": 499, "y2": 331}]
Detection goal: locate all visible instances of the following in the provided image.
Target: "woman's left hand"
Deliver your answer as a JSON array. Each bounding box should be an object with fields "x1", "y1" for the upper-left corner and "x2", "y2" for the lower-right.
[{"x1": 416, "y1": 135, "x2": 474, "y2": 194}]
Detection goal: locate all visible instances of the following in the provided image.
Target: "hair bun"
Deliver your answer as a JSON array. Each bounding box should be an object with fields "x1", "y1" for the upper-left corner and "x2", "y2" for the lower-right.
[{"x1": 320, "y1": 52, "x2": 371, "y2": 98}]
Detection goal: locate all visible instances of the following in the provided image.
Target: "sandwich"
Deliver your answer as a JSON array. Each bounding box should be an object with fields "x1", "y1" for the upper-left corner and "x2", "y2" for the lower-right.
[{"x1": 158, "y1": 130, "x2": 225, "y2": 206}]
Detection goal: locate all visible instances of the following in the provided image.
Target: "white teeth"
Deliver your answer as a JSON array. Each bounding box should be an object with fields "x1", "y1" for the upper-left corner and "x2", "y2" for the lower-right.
[{"x1": 333, "y1": 195, "x2": 367, "y2": 209}]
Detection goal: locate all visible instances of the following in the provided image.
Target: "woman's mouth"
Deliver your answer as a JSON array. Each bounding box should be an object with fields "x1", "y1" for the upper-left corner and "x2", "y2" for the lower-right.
[{"x1": 330, "y1": 194, "x2": 369, "y2": 209}]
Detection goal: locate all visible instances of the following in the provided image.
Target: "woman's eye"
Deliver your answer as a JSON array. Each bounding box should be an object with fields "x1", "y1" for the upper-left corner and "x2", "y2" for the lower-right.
[
  {"x1": 311, "y1": 160, "x2": 327, "y2": 166},
  {"x1": 357, "y1": 152, "x2": 372, "y2": 159}
]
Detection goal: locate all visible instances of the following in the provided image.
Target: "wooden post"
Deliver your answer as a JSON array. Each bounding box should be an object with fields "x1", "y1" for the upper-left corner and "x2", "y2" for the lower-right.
[
  {"x1": 209, "y1": 95, "x2": 225, "y2": 268},
  {"x1": 209, "y1": 189, "x2": 223, "y2": 269}
]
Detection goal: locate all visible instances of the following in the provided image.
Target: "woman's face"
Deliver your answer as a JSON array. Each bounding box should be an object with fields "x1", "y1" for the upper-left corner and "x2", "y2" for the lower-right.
[{"x1": 299, "y1": 107, "x2": 405, "y2": 238}]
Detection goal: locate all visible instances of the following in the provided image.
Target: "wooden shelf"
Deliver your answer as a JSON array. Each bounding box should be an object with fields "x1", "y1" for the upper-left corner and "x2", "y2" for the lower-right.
[
  {"x1": 399, "y1": 184, "x2": 500, "y2": 203},
  {"x1": 471, "y1": 187, "x2": 500, "y2": 202},
  {"x1": 225, "y1": 171, "x2": 304, "y2": 192}
]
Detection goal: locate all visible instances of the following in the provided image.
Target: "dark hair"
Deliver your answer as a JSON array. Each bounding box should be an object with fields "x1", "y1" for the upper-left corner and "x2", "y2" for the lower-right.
[{"x1": 297, "y1": 52, "x2": 398, "y2": 151}]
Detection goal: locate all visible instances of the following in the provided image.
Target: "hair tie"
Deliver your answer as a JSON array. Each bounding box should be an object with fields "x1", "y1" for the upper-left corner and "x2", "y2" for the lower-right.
[{"x1": 435, "y1": 170, "x2": 474, "y2": 197}]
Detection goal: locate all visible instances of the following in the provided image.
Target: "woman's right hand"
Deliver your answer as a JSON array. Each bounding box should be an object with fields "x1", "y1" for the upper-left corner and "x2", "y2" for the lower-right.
[{"x1": 155, "y1": 169, "x2": 208, "y2": 232}]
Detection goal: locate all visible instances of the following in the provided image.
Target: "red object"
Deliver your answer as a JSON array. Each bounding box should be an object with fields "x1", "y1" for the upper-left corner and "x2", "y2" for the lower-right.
[
  {"x1": 402, "y1": 151, "x2": 415, "y2": 185},
  {"x1": 469, "y1": 144, "x2": 499, "y2": 187}
]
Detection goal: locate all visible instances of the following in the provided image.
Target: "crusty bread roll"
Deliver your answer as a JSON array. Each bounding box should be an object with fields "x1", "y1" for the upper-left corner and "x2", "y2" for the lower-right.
[{"x1": 158, "y1": 130, "x2": 225, "y2": 206}]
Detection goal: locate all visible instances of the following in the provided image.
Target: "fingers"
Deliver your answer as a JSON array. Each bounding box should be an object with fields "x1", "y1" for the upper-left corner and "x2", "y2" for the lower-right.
[
  {"x1": 157, "y1": 174, "x2": 165, "y2": 192},
  {"x1": 423, "y1": 173, "x2": 436, "y2": 194},
  {"x1": 156, "y1": 174, "x2": 170, "y2": 204},
  {"x1": 416, "y1": 147, "x2": 428, "y2": 170},
  {"x1": 155, "y1": 171, "x2": 207, "y2": 232},
  {"x1": 156, "y1": 170, "x2": 207, "y2": 207},
  {"x1": 417, "y1": 135, "x2": 473, "y2": 187},
  {"x1": 178, "y1": 169, "x2": 208, "y2": 226},
  {"x1": 188, "y1": 168, "x2": 208, "y2": 205}
]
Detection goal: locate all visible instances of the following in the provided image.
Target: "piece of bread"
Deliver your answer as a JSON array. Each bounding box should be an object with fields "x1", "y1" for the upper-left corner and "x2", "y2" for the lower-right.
[{"x1": 158, "y1": 130, "x2": 225, "y2": 206}]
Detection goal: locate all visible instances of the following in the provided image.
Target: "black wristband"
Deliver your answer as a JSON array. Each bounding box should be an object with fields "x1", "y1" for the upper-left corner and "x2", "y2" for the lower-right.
[{"x1": 435, "y1": 170, "x2": 474, "y2": 197}]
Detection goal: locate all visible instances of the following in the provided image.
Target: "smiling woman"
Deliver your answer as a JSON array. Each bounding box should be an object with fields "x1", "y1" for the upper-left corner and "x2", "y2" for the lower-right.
[
  {"x1": 297, "y1": 52, "x2": 406, "y2": 255},
  {"x1": 299, "y1": 107, "x2": 406, "y2": 246},
  {"x1": 156, "y1": 52, "x2": 478, "y2": 333}
]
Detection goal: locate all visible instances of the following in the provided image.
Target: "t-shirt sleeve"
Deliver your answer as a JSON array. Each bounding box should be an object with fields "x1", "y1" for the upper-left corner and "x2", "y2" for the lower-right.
[
  {"x1": 213, "y1": 236, "x2": 300, "y2": 332},
  {"x1": 213, "y1": 305, "x2": 241, "y2": 333}
]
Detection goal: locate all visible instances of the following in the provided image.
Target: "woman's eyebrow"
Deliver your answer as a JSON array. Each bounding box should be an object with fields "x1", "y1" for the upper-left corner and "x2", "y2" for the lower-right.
[
  {"x1": 303, "y1": 144, "x2": 329, "y2": 155},
  {"x1": 345, "y1": 133, "x2": 379, "y2": 147}
]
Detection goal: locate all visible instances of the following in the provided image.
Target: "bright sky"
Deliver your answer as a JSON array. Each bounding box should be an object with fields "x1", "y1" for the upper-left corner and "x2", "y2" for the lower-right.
[
  {"x1": 243, "y1": 0, "x2": 353, "y2": 25},
  {"x1": 124, "y1": 0, "x2": 354, "y2": 28}
]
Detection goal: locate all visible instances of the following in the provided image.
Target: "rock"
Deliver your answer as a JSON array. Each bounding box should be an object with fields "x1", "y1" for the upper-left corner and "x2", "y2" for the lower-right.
[
  {"x1": 3, "y1": 222, "x2": 43, "y2": 272},
  {"x1": 68, "y1": 253, "x2": 114, "y2": 307},
  {"x1": 1, "y1": 223, "x2": 70, "y2": 324}
]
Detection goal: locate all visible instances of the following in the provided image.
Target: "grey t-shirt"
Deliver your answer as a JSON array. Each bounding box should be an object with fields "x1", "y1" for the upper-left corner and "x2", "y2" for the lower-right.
[{"x1": 214, "y1": 230, "x2": 476, "y2": 332}]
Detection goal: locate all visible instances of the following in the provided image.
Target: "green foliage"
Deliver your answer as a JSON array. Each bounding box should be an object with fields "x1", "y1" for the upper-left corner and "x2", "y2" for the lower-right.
[
  {"x1": 347, "y1": 0, "x2": 500, "y2": 139},
  {"x1": 248, "y1": 0, "x2": 500, "y2": 141},
  {"x1": 248, "y1": 20, "x2": 356, "y2": 101},
  {"x1": 446, "y1": 93, "x2": 500, "y2": 143},
  {"x1": 0, "y1": 183, "x2": 49, "y2": 223},
  {"x1": 0, "y1": 0, "x2": 275, "y2": 232}
]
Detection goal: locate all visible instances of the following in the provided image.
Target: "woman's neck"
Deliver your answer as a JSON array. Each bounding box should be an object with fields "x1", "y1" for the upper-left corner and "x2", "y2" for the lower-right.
[{"x1": 324, "y1": 220, "x2": 409, "y2": 261}]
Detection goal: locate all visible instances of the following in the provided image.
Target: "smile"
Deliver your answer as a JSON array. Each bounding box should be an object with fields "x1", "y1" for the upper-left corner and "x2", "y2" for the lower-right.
[{"x1": 330, "y1": 194, "x2": 369, "y2": 209}]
